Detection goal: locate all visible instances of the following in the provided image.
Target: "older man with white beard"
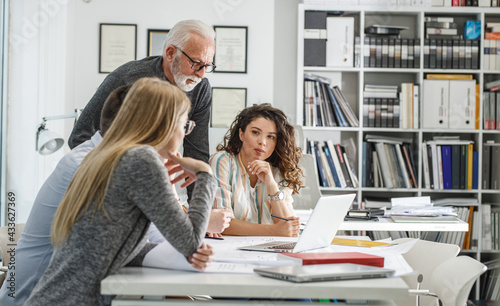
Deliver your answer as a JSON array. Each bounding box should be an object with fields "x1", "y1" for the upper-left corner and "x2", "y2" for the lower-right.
[{"x1": 69, "y1": 20, "x2": 215, "y2": 201}]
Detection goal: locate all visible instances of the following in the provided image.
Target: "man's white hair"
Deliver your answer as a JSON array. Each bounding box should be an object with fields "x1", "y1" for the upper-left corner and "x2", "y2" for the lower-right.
[{"x1": 162, "y1": 20, "x2": 215, "y2": 58}]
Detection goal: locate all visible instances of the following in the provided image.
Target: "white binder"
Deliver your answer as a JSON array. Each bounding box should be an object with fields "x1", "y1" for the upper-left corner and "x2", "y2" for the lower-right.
[
  {"x1": 422, "y1": 80, "x2": 449, "y2": 129},
  {"x1": 448, "y1": 80, "x2": 475, "y2": 130},
  {"x1": 326, "y1": 17, "x2": 354, "y2": 67}
]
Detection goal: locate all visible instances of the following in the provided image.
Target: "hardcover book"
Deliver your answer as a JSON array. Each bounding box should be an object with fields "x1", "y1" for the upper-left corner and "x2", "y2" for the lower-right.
[{"x1": 277, "y1": 252, "x2": 385, "y2": 268}]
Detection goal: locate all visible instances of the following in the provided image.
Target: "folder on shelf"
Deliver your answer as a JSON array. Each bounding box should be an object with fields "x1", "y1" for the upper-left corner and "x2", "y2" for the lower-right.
[
  {"x1": 326, "y1": 17, "x2": 354, "y2": 67},
  {"x1": 448, "y1": 80, "x2": 475, "y2": 130},
  {"x1": 304, "y1": 11, "x2": 327, "y2": 67},
  {"x1": 423, "y1": 80, "x2": 449, "y2": 129}
]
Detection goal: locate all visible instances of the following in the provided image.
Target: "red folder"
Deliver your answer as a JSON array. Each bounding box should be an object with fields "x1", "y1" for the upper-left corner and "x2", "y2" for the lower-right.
[{"x1": 278, "y1": 252, "x2": 384, "y2": 267}]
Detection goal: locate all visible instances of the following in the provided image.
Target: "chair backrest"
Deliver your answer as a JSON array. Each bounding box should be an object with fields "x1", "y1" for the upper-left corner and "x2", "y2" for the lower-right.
[
  {"x1": 292, "y1": 154, "x2": 322, "y2": 210},
  {"x1": 431, "y1": 256, "x2": 487, "y2": 306},
  {"x1": 394, "y1": 238, "x2": 460, "y2": 306},
  {"x1": 0, "y1": 223, "x2": 25, "y2": 267},
  {"x1": 293, "y1": 125, "x2": 305, "y2": 152}
]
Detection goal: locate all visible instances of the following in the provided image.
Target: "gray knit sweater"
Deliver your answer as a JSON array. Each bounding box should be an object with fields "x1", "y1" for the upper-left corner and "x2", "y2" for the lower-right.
[
  {"x1": 68, "y1": 56, "x2": 212, "y2": 166},
  {"x1": 25, "y1": 146, "x2": 216, "y2": 306}
]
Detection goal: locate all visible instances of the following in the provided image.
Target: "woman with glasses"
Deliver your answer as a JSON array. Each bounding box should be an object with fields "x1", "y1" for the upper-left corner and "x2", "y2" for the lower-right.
[
  {"x1": 209, "y1": 104, "x2": 305, "y2": 237},
  {"x1": 26, "y1": 78, "x2": 217, "y2": 306}
]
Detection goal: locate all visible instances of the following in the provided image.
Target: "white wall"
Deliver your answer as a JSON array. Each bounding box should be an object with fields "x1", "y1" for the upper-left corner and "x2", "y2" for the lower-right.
[
  {"x1": 7, "y1": 1, "x2": 69, "y2": 224},
  {"x1": 6, "y1": 0, "x2": 300, "y2": 222},
  {"x1": 68, "y1": 0, "x2": 275, "y2": 115}
]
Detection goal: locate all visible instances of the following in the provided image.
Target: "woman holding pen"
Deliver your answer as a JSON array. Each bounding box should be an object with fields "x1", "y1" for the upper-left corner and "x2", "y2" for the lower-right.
[
  {"x1": 26, "y1": 78, "x2": 216, "y2": 306},
  {"x1": 209, "y1": 103, "x2": 304, "y2": 237}
]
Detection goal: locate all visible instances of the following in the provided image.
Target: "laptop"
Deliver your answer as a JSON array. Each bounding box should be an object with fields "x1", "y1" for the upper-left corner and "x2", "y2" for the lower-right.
[
  {"x1": 254, "y1": 263, "x2": 395, "y2": 283},
  {"x1": 238, "y1": 193, "x2": 356, "y2": 253}
]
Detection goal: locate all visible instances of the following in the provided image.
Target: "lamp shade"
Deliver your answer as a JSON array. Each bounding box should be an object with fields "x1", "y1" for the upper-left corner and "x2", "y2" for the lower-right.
[{"x1": 37, "y1": 129, "x2": 64, "y2": 155}]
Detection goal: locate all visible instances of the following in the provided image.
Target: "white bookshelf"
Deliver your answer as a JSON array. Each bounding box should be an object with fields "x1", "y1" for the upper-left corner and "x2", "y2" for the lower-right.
[{"x1": 297, "y1": 3, "x2": 500, "y2": 300}]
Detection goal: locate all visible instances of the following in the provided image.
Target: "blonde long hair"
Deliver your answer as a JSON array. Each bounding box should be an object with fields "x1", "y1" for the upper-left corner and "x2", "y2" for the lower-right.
[{"x1": 52, "y1": 77, "x2": 191, "y2": 246}]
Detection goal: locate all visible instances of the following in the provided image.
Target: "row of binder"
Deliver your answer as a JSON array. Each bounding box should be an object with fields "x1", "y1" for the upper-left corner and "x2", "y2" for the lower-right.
[
  {"x1": 422, "y1": 140, "x2": 478, "y2": 190},
  {"x1": 363, "y1": 37, "x2": 421, "y2": 69},
  {"x1": 423, "y1": 39, "x2": 480, "y2": 69},
  {"x1": 483, "y1": 91, "x2": 500, "y2": 130},
  {"x1": 482, "y1": 142, "x2": 500, "y2": 189}
]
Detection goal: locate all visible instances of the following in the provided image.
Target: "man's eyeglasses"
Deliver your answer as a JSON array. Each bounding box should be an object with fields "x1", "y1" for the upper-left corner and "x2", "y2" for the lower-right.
[
  {"x1": 184, "y1": 120, "x2": 196, "y2": 135},
  {"x1": 173, "y1": 45, "x2": 216, "y2": 73}
]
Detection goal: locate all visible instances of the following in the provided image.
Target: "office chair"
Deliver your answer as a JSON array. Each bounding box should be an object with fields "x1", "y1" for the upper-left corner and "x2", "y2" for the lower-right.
[
  {"x1": 430, "y1": 256, "x2": 487, "y2": 306},
  {"x1": 393, "y1": 238, "x2": 460, "y2": 306},
  {"x1": 0, "y1": 223, "x2": 25, "y2": 288},
  {"x1": 292, "y1": 153, "x2": 322, "y2": 210}
]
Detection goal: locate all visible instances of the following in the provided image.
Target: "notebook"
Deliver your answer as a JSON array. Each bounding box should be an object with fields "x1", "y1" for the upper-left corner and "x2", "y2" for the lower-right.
[
  {"x1": 254, "y1": 263, "x2": 395, "y2": 283},
  {"x1": 238, "y1": 193, "x2": 356, "y2": 253}
]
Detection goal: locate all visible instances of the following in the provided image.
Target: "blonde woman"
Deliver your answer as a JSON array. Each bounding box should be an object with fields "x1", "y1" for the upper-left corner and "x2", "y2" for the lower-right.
[{"x1": 25, "y1": 78, "x2": 216, "y2": 306}]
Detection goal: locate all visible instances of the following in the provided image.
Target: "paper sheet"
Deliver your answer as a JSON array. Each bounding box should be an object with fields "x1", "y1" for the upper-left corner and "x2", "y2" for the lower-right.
[{"x1": 143, "y1": 240, "x2": 197, "y2": 272}]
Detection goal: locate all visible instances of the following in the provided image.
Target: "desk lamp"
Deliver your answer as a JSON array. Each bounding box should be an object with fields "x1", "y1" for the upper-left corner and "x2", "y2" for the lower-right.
[{"x1": 36, "y1": 109, "x2": 81, "y2": 155}]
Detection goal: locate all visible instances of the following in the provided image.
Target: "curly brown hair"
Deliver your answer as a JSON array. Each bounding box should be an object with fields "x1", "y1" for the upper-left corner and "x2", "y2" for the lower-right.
[{"x1": 216, "y1": 103, "x2": 304, "y2": 194}]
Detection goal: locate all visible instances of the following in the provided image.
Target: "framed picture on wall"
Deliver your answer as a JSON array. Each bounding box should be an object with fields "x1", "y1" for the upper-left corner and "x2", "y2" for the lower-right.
[
  {"x1": 213, "y1": 26, "x2": 248, "y2": 73},
  {"x1": 99, "y1": 23, "x2": 137, "y2": 73},
  {"x1": 147, "y1": 29, "x2": 170, "y2": 57},
  {"x1": 211, "y1": 87, "x2": 247, "y2": 128}
]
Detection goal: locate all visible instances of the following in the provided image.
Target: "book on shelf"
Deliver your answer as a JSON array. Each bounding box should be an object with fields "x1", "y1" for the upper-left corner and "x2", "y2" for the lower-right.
[
  {"x1": 485, "y1": 32, "x2": 500, "y2": 40},
  {"x1": 425, "y1": 21, "x2": 457, "y2": 29},
  {"x1": 303, "y1": 75, "x2": 358, "y2": 128},
  {"x1": 277, "y1": 252, "x2": 385, "y2": 267},
  {"x1": 480, "y1": 258, "x2": 500, "y2": 301},
  {"x1": 425, "y1": 74, "x2": 473, "y2": 80},
  {"x1": 363, "y1": 136, "x2": 417, "y2": 189},
  {"x1": 483, "y1": 142, "x2": 500, "y2": 189},
  {"x1": 482, "y1": 204, "x2": 492, "y2": 251},
  {"x1": 426, "y1": 28, "x2": 458, "y2": 36},
  {"x1": 424, "y1": 17, "x2": 454, "y2": 23},
  {"x1": 424, "y1": 140, "x2": 477, "y2": 190},
  {"x1": 485, "y1": 78, "x2": 500, "y2": 90},
  {"x1": 364, "y1": 26, "x2": 402, "y2": 36},
  {"x1": 363, "y1": 83, "x2": 418, "y2": 129},
  {"x1": 306, "y1": 139, "x2": 357, "y2": 189}
]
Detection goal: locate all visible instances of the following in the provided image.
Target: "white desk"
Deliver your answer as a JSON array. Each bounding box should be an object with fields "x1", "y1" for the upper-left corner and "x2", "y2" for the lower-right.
[
  {"x1": 295, "y1": 210, "x2": 469, "y2": 232},
  {"x1": 101, "y1": 267, "x2": 409, "y2": 305}
]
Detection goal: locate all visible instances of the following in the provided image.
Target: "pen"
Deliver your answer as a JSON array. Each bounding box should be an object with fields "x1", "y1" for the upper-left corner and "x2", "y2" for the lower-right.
[
  {"x1": 271, "y1": 215, "x2": 306, "y2": 226},
  {"x1": 271, "y1": 214, "x2": 291, "y2": 221}
]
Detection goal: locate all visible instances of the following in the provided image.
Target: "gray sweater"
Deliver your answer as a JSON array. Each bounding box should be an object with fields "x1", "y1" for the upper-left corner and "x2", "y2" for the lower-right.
[
  {"x1": 68, "y1": 56, "x2": 212, "y2": 166},
  {"x1": 25, "y1": 146, "x2": 216, "y2": 306}
]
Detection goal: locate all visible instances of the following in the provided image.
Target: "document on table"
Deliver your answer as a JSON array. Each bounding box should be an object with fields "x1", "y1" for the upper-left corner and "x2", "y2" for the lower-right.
[
  {"x1": 143, "y1": 236, "x2": 415, "y2": 276},
  {"x1": 143, "y1": 240, "x2": 271, "y2": 273}
]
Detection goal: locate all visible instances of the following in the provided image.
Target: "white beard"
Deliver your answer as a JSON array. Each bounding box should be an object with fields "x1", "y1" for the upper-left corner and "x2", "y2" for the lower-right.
[{"x1": 171, "y1": 55, "x2": 202, "y2": 92}]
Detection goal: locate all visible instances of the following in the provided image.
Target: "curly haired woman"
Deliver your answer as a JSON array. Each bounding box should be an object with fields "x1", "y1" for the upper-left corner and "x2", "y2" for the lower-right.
[{"x1": 209, "y1": 103, "x2": 304, "y2": 237}]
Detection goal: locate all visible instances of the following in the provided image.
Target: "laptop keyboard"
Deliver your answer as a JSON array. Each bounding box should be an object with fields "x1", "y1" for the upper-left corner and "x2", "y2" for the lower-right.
[{"x1": 267, "y1": 242, "x2": 296, "y2": 249}]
